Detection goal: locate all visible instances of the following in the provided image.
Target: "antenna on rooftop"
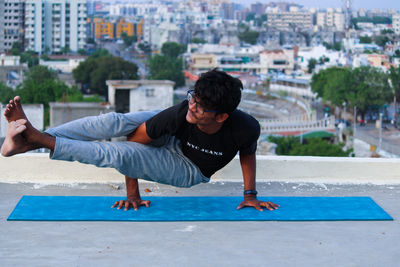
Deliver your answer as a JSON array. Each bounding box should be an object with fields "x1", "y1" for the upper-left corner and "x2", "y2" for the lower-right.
[{"x1": 344, "y1": 0, "x2": 352, "y2": 33}]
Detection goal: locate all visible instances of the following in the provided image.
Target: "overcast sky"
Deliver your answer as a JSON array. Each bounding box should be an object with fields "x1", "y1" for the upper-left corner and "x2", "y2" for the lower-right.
[{"x1": 230, "y1": 0, "x2": 400, "y2": 10}]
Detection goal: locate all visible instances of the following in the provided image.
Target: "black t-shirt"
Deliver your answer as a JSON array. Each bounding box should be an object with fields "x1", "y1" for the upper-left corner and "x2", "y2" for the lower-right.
[{"x1": 145, "y1": 100, "x2": 260, "y2": 178}]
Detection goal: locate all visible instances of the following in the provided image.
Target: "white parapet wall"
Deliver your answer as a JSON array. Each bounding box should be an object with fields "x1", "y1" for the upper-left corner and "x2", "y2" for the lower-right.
[{"x1": 1, "y1": 154, "x2": 400, "y2": 185}]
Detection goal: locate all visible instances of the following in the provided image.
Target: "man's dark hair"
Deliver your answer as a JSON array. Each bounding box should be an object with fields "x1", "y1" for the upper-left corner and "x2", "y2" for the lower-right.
[{"x1": 194, "y1": 69, "x2": 243, "y2": 114}]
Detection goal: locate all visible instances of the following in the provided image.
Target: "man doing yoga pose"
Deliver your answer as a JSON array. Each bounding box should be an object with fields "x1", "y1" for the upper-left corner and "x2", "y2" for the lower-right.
[{"x1": 1, "y1": 69, "x2": 279, "y2": 212}]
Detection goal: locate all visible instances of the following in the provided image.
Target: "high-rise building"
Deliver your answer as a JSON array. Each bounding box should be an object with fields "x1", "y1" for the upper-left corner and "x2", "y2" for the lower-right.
[
  {"x1": 0, "y1": 0, "x2": 5, "y2": 52},
  {"x1": 3, "y1": 0, "x2": 25, "y2": 52},
  {"x1": 393, "y1": 13, "x2": 400, "y2": 35},
  {"x1": 250, "y1": 3, "x2": 265, "y2": 16},
  {"x1": 266, "y1": 7, "x2": 313, "y2": 31},
  {"x1": 25, "y1": 0, "x2": 87, "y2": 53},
  {"x1": 317, "y1": 8, "x2": 345, "y2": 31},
  {"x1": 220, "y1": 2, "x2": 234, "y2": 20}
]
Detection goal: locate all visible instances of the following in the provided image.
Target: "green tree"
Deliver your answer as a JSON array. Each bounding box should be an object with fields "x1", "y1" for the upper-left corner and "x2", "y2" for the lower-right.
[
  {"x1": 311, "y1": 67, "x2": 352, "y2": 106},
  {"x1": 161, "y1": 42, "x2": 186, "y2": 58},
  {"x1": 318, "y1": 56, "x2": 330, "y2": 64},
  {"x1": 381, "y1": 29, "x2": 394, "y2": 34},
  {"x1": 359, "y1": 36, "x2": 372, "y2": 43},
  {"x1": 245, "y1": 13, "x2": 256, "y2": 22},
  {"x1": 238, "y1": 28, "x2": 259, "y2": 45},
  {"x1": 307, "y1": 58, "x2": 317, "y2": 74},
  {"x1": 288, "y1": 138, "x2": 352, "y2": 157},
  {"x1": 311, "y1": 66, "x2": 391, "y2": 120},
  {"x1": 268, "y1": 136, "x2": 299, "y2": 155},
  {"x1": 348, "y1": 66, "x2": 392, "y2": 121},
  {"x1": 0, "y1": 82, "x2": 15, "y2": 104},
  {"x1": 15, "y1": 66, "x2": 101, "y2": 125},
  {"x1": 322, "y1": 42, "x2": 333, "y2": 50},
  {"x1": 138, "y1": 42, "x2": 151, "y2": 54},
  {"x1": 373, "y1": 35, "x2": 389, "y2": 47},
  {"x1": 90, "y1": 49, "x2": 112, "y2": 58},
  {"x1": 333, "y1": 42, "x2": 342, "y2": 51},
  {"x1": 120, "y1": 32, "x2": 137, "y2": 47},
  {"x1": 10, "y1": 42, "x2": 23, "y2": 55},
  {"x1": 268, "y1": 136, "x2": 352, "y2": 157},
  {"x1": 190, "y1": 38, "x2": 207, "y2": 44},
  {"x1": 20, "y1": 50, "x2": 39, "y2": 67},
  {"x1": 16, "y1": 66, "x2": 68, "y2": 106},
  {"x1": 352, "y1": 16, "x2": 392, "y2": 25},
  {"x1": 389, "y1": 66, "x2": 400, "y2": 124},
  {"x1": 148, "y1": 55, "x2": 184, "y2": 87},
  {"x1": 44, "y1": 46, "x2": 51, "y2": 55},
  {"x1": 73, "y1": 54, "x2": 138, "y2": 98},
  {"x1": 78, "y1": 48, "x2": 87, "y2": 55},
  {"x1": 60, "y1": 46, "x2": 71, "y2": 55}
]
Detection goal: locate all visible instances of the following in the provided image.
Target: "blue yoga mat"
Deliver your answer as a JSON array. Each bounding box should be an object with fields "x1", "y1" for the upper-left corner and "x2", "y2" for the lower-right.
[{"x1": 7, "y1": 196, "x2": 393, "y2": 221}]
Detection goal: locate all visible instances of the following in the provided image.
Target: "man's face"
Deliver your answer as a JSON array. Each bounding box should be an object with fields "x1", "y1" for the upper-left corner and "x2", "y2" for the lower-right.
[{"x1": 185, "y1": 90, "x2": 218, "y2": 125}]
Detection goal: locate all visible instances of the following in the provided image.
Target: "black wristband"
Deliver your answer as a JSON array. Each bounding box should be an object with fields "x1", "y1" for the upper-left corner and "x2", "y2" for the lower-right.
[{"x1": 243, "y1": 190, "x2": 258, "y2": 195}]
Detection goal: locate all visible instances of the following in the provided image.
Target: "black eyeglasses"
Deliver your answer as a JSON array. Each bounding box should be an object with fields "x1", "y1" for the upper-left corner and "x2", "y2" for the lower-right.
[{"x1": 186, "y1": 90, "x2": 218, "y2": 115}]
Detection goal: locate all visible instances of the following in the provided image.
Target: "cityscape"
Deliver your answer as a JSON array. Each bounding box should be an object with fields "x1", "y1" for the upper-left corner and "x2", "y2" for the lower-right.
[
  {"x1": 2, "y1": 1, "x2": 400, "y2": 266},
  {"x1": 1, "y1": 0, "x2": 400, "y2": 157}
]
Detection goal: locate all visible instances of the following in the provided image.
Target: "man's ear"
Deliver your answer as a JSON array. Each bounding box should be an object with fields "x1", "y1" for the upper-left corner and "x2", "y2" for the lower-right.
[{"x1": 215, "y1": 113, "x2": 229, "y2": 123}]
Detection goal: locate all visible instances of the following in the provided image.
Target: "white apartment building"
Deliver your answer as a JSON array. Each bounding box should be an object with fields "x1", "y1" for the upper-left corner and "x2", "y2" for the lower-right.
[
  {"x1": 3, "y1": 0, "x2": 25, "y2": 52},
  {"x1": 0, "y1": 0, "x2": 4, "y2": 52},
  {"x1": 393, "y1": 13, "x2": 400, "y2": 35},
  {"x1": 317, "y1": 8, "x2": 345, "y2": 31},
  {"x1": 25, "y1": 0, "x2": 87, "y2": 53},
  {"x1": 266, "y1": 7, "x2": 313, "y2": 31},
  {"x1": 109, "y1": 2, "x2": 161, "y2": 17}
]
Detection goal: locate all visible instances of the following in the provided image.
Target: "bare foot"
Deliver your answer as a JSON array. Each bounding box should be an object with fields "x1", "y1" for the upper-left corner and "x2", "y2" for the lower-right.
[
  {"x1": 4, "y1": 96, "x2": 27, "y2": 123},
  {"x1": 2, "y1": 96, "x2": 56, "y2": 153},
  {"x1": 1, "y1": 119, "x2": 30, "y2": 157}
]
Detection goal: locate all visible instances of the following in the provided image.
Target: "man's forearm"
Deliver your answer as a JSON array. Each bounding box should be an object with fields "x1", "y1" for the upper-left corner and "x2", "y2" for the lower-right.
[
  {"x1": 125, "y1": 176, "x2": 141, "y2": 199},
  {"x1": 239, "y1": 153, "x2": 256, "y2": 191}
]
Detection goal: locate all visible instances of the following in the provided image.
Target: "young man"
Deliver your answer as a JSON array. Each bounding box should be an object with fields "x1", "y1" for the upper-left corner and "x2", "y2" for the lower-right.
[{"x1": 1, "y1": 69, "x2": 279, "y2": 212}]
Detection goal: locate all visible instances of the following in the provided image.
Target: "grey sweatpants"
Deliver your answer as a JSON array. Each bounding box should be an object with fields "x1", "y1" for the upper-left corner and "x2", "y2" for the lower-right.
[{"x1": 45, "y1": 111, "x2": 209, "y2": 187}]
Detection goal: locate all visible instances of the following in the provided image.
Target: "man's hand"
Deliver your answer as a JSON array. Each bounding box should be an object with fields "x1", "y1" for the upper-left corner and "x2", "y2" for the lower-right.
[
  {"x1": 111, "y1": 197, "x2": 151, "y2": 211},
  {"x1": 237, "y1": 195, "x2": 280, "y2": 211}
]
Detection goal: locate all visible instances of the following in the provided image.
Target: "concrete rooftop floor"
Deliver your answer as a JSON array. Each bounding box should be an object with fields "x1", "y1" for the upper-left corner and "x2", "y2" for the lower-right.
[{"x1": 0, "y1": 181, "x2": 399, "y2": 267}]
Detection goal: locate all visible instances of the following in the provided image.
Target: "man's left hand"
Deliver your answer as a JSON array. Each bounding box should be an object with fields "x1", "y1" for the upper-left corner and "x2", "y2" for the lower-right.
[{"x1": 237, "y1": 196, "x2": 280, "y2": 211}]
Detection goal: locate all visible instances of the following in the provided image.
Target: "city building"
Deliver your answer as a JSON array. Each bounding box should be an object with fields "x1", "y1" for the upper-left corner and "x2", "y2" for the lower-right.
[
  {"x1": 269, "y1": 76, "x2": 316, "y2": 99},
  {"x1": 266, "y1": 7, "x2": 313, "y2": 32},
  {"x1": 0, "y1": 54, "x2": 28, "y2": 88},
  {"x1": 49, "y1": 102, "x2": 113, "y2": 128},
  {"x1": 106, "y1": 80, "x2": 175, "y2": 114},
  {"x1": 115, "y1": 18, "x2": 143, "y2": 39},
  {"x1": 0, "y1": 0, "x2": 4, "y2": 52},
  {"x1": 88, "y1": 17, "x2": 143, "y2": 40},
  {"x1": 220, "y1": 2, "x2": 235, "y2": 20},
  {"x1": 109, "y1": 2, "x2": 160, "y2": 17},
  {"x1": 316, "y1": 8, "x2": 345, "y2": 31},
  {"x1": 148, "y1": 22, "x2": 181, "y2": 51},
  {"x1": 259, "y1": 48, "x2": 295, "y2": 74},
  {"x1": 88, "y1": 18, "x2": 115, "y2": 39},
  {"x1": 190, "y1": 54, "x2": 217, "y2": 73},
  {"x1": 25, "y1": 0, "x2": 87, "y2": 53},
  {"x1": 3, "y1": 0, "x2": 25, "y2": 52},
  {"x1": 250, "y1": 2, "x2": 266, "y2": 16},
  {"x1": 367, "y1": 53, "x2": 390, "y2": 69},
  {"x1": 39, "y1": 56, "x2": 86, "y2": 73},
  {"x1": 393, "y1": 13, "x2": 400, "y2": 35}
]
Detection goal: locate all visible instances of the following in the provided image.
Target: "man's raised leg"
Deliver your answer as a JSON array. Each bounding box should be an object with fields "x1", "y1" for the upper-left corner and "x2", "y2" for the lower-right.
[
  {"x1": 1, "y1": 96, "x2": 55, "y2": 157},
  {"x1": 45, "y1": 110, "x2": 160, "y2": 141}
]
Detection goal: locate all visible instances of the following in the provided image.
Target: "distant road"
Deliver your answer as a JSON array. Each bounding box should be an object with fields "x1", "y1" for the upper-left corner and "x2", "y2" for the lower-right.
[
  {"x1": 355, "y1": 124, "x2": 400, "y2": 156},
  {"x1": 103, "y1": 42, "x2": 147, "y2": 79}
]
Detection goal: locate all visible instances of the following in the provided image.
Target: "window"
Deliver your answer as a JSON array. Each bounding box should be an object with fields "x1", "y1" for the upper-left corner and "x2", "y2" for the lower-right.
[{"x1": 146, "y1": 88, "x2": 155, "y2": 97}]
